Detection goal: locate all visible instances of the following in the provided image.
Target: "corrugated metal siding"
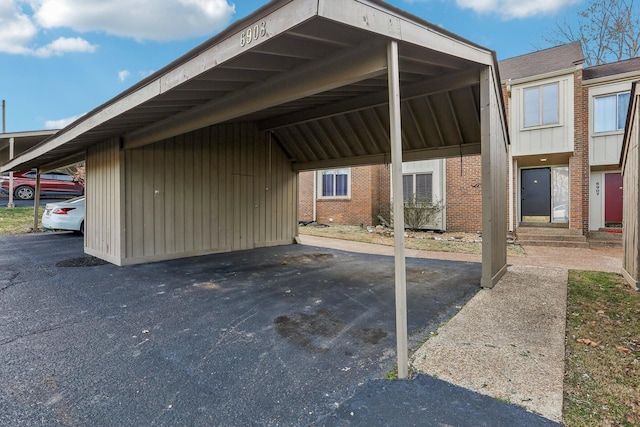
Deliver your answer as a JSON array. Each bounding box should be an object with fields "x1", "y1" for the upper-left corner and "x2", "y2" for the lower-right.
[
  {"x1": 622, "y1": 91, "x2": 639, "y2": 289},
  {"x1": 122, "y1": 122, "x2": 297, "y2": 264},
  {"x1": 85, "y1": 138, "x2": 123, "y2": 263}
]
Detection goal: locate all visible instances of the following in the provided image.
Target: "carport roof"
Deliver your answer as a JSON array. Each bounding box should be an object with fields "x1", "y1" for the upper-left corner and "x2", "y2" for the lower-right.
[
  {"x1": 1, "y1": 0, "x2": 506, "y2": 173},
  {"x1": 0, "y1": 130, "x2": 57, "y2": 168}
]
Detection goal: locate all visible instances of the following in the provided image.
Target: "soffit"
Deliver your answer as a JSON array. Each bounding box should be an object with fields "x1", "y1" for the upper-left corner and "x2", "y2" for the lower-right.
[{"x1": 1, "y1": 0, "x2": 497, "y2": 173}]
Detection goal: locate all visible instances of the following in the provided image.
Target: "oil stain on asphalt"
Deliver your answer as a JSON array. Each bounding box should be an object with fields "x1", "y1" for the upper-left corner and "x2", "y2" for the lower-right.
[{"x1": 274, "y1": 308, "x2": 387, "y2": 353}]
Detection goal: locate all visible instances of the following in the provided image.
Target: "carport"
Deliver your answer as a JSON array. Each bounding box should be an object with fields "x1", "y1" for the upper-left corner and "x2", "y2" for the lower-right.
[
  {"x1": 0, "y1": 0, "x2": 509, "y2": 377},
  {"x1": 621, "y1": 80, "x2": 640, "y2": 290},
  {"x1": 0, "y1": 130, "x2": 58, "y2": 210}
]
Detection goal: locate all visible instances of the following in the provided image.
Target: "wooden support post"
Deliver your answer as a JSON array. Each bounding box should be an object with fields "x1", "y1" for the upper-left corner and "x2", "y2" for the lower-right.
[
  {"x1": 7, "y1": 137, "x2": 15, "y2": 208},
  {"x1": 33, "y1": 169, "x2": 40, "y2": 232},
  {"x1": 388, "y1": 40, "x2": 408, "y2": 380}
]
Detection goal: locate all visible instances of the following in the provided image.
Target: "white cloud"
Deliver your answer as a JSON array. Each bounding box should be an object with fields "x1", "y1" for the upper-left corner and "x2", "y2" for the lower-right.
[
  {"x1": 0, "y1": 1, "x2": 97, "y2": 56},
  {"x1": 454, "y1": 0, "x2": 581, "y2": 19},
  {"x1": 0, "y1": 0, "x2": 234, "y2": 57},
  {"x1": 45, "y1": 113, "x2": 86, "y2": 129},
  {"x1": 34, "y1": 37, "x2": 97, "y2": 57},
  {"x1": 34, "y1": 0, "x2": 236, "y2": 41},
  {"x1": 118, "y1": 70, "x2": 131, "y2": 82},
  {"x1": 0, "y1": 0, "x2": 39, "y2": 54}
]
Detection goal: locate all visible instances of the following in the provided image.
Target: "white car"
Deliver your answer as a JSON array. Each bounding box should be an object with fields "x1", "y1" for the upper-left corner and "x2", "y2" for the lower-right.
[{"x1": 42, "y1": 196, "x2": 85, "y2": 234}]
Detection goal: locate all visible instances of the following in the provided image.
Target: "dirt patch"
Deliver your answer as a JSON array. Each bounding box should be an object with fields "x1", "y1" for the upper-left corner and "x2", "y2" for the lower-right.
[
  {"x1": 298, "y1": 224, "x2": 524, "y2": 256},
  {"x1": 56, "y1": 257, "x2": 109, "y2": 267},
  {"x1": 280, "y1": 253, "x2": 334, "y2": 265}
]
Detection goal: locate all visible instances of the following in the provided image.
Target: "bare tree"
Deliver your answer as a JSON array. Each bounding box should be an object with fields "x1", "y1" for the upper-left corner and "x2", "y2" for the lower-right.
[
  {"x1": 59, "y1": 163, "x2": 85, "y2": 184},
  {"x1": 546, "y1": 0, "x2": 640, "y2": 66}
]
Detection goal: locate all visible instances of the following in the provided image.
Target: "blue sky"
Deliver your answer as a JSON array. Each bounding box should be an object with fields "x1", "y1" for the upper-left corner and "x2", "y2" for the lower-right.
[{"x1": 0, "y1": 0, "x2": 583, "y2": 133}]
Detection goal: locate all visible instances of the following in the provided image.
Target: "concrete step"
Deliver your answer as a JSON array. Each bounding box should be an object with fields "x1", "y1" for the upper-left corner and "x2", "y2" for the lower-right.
[
  {"x1": 517, "y1": 233, "x2": 587, "y2": 242},
  {"x1": 588, "y1": 229, "x2": 622, "y2": 248},
  {"x1": 517, "y1": 239, "x2": 590, "y2": 249},
  {"x1": 516, "y1": 226, "x2": 588, "y2": 248}
]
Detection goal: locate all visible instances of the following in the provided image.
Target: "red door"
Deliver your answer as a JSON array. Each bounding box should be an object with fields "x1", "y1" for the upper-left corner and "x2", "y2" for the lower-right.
[{"x1": 604, "y1": 173, "x2": 623, "y2": 226}]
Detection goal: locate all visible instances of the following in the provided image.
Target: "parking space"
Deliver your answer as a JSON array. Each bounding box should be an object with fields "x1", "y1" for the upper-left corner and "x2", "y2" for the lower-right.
[{"x1": 0, "y1": 233, "x2": 558, "y2": 426}]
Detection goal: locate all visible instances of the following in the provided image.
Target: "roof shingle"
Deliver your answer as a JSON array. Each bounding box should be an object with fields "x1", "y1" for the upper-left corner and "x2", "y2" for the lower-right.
[
  {"x1": 583, "y1": 57, "x2": 640, "y2": 80},
  {"x1": 499, "y1": 41, "x2": 584, "y2": 82}
]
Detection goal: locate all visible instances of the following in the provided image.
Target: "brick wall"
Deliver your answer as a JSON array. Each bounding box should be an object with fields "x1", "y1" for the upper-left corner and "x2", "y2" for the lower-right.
[
  {"x1": 298, "y1": 171, "x2": 314, "y2": 222},
  {"x1": 502, "y1": 82, "x2": 517, "y2": 231},
  {"x1": 378, "y1": 164, "x2": 391, "y2": 224},
  {"x1": 571, "y1": 67, "x2": 589, "y2": 235},
  {"x1": 445, "y1": 155, "x2": 483, "y2": 233},
  {"x1": 298, "y1": 165, "x2": 391, "y2": 226}
]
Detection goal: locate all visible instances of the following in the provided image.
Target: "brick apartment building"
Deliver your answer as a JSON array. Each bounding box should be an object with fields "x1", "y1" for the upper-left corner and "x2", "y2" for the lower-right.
[
  {"x1": 299, "y1": 42, "x2": 640, "y2": 236},
  {"x1": 299, "y1": 165, "x2": 390, "y2": 227}
]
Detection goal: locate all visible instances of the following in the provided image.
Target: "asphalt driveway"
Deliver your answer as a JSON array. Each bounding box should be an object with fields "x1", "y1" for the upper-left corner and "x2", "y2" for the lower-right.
[
  {"x1": 0, "y1": 233, "x2": 560, "y2": 426},
  {"x1": 0, "y1": 194, "x2": 69, "y2": 207}
]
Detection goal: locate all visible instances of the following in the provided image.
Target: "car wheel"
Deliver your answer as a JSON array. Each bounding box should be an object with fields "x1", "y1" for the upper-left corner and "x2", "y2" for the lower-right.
[
  {"x1": 14, "y1": 185, "x2": 35, "y2": 200},
  {"x1": 73, "y1": 222, "x2": 85, "y2": 235}
]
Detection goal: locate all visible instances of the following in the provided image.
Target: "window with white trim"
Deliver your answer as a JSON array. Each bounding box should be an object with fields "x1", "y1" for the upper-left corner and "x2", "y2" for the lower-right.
[
  {"x1": 402, "y1": 173, "x2": 432, "y2": 203},
  {"x1": 524, "y1": 83, "x2": 559, "y2": 127},
  {"x1": 318, "y1": 168, "x2": 350, "y2": 198},
  {"x1": 594, "y1": 91, "x2": 630, "y2": 133}
]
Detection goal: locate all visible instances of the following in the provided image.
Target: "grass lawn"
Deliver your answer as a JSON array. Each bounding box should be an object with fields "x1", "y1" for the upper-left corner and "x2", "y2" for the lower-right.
[
  {"x1": 563, "y1": 270, "x2": 640, "y2": 426},
  {"x1": 0, "y1": 206, "x2": 43, "y2": 234}
]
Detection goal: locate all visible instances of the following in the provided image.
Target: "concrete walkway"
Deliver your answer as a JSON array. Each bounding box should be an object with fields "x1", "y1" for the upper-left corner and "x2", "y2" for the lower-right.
[{"x1": 299, "y1": 234, "x2": 623, "y2": 422}]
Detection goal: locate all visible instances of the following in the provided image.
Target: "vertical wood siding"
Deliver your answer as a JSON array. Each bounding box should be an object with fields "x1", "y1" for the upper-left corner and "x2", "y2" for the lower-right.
[
  {"x1": 622, "y1": 91, "x2": 639, "y2": 289},
  {"x1": 122, "y1": 122, "x2": 297, "y2": 264},
  {"x1": 85, "y1": 138, "x2": 123, "y2": 264},
  {"x1": 589, "y1": 81, "x2": 634, "y2": 167},
  {"x1": 481, "y1": 67, "x2": 509, "y2": 288},
  {"x1": 590, "y1": 133, "x2": 625, "y2": 166},
  {"x1": 510, "y1": 75, "x2": 574, "y2": 156}
]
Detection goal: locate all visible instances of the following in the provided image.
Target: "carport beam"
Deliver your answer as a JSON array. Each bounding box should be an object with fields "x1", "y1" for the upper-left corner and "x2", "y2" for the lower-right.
[{"x1": 388, "y1": 40, "x2": 408, "y2": 380}]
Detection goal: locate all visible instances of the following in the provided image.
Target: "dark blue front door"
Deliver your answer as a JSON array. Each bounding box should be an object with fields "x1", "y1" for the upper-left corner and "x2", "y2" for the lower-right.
[{"x1": 521, "y1": 168, "x2": 551, "y2": 221}]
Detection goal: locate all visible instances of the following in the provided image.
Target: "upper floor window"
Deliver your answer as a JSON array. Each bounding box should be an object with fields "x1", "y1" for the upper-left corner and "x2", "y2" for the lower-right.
[
  {"x1": 524, "y1": 83, "x2": 559, "y2": 127},
  {"x1": 594, "y1": 92, "x2": 630, "y2": 133},
  {"x1": 402, "y1": 173, "x2": 432, "y2": 203},
  {"x1": 319, "y1": 168, "x2": 350, "y2": 198}
]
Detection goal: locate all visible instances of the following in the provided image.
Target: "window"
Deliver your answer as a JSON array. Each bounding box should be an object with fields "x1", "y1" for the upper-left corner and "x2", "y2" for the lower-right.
[
  {"x1": 402, "y1": 173, "x2": 432, "y2": 203},
  {"x1": 524, "y1": 83, "x2": 559, "y2": 127},
  {"x1": 594, "y1": 92, "x2": 630, "y2": 133},
  {"x1": 319, "y1": 168, "x2": 350, "y2": 197}
]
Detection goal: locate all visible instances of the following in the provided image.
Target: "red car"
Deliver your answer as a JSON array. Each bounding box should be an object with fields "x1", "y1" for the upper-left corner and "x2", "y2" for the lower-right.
[{"x1": 0, "y1": 170, "x2": 84, "y2": 200}]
